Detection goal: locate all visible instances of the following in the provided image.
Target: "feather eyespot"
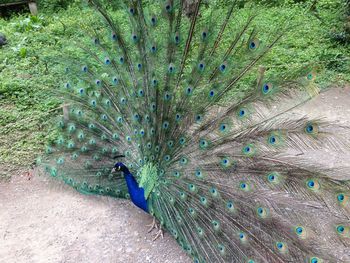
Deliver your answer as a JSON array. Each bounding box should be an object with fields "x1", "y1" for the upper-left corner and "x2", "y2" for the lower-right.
[
  {"x1": 152, "y1": 79, "x2": 158, "y2": 86},
  {"x1": 256, "y1": 207, "x2": 268, "y2": 218},
  {"x1": 242, "y1": 144, "x2": 255, "y2": 156},
  {"x1": 248, "y1": 38, "x2": 260, "y2": 50},
  {"x1": 164, "y1": 92, "x2": 172, "y2": 101},
  {"x1": 197, "y1": 227, "x2": 204, "y2": 236},
  {"x1": 180, "y1": 192, "x2": 187, "y2": 201},
  {"x1": 188, "y1": 207, "x2": 195, "y2": 215},
  {"x1": 168, "y1": 64, "x2": 175, "y2": 74},
  {"x1": 219, "y1": 63, "x2": 227, "y2": 72},
  {"x1": 306, "y1": 179, "x2": 320, "y2": 191},
  {"x1": 138, "y1": 89, "x2": 144, "y2": 96},
  {"x1": 165, "y1": 3, "x2": 172, "y2": 12},
  {"x1": 306, "y1": 124, "x2": 314, "y2": 133},
  {"x1": 162, "y1": 121, "x2": 169, "y2": 129},
  {"x1": 57, "y1": 157, "x2": 64, "y2": 165},
  {"x1": 174, "y1": 34, "x2": 180, "y2": 44},
  {"x1": 175, "y1": 113, "x2": 181, "y2": 121},
  {"x1": 150, "y1": 103, "x2": 156, "y2": 111},
  {"x1": 150, "y1": 17, "x2": 157, "y2": 26},
  {"x1": 201, "y1": 30, "x2": 208, "y2": 40},
  {"x1": 305, "y1": 122, "x2": 319, "y2": 135},
  {"x1": 195, "y1": 114, "x2": 203, "y2": 122},
  {"x1": 180, "y1": 157, "x2": 188, "y2": 165},
  {"x1": 199, "y1": 139, "x2": 209, "y2": 149},
  {"x1": 336, "y1": 225, "x2": 345, "y2": 234},
  {"x1": 199, "y1": 196, "x2": 207, "y2": 206},
  {"x1": 195, "y1": 169, "x2": 202, "y2": 178},
  {"x1": 212, "y1": 220, "x2": 220, "y2": 231},
  {"x1": 307, "y1": 72, "x2": 316, "y2": 81},
  {"x1": 185, "y1": 86, "x2": 193, "y2": 96},
  {"x1": 150, "y1": 45, "x2": 157, "y2": 53},
  {"x1": 294, "y1": 226, "x2": 308, "y2": 239},
  {"x1": 267, "y1": 172, "x2": 280, "y2": 184},
  {"x1": 167, "y1": 140, "x2": 174, "y2": 147},
  {"x1": 337, "y1": 193, "x2": 349, "y2": 207},
  {"x1": 208, "y1": 90, "x2": 215, "y2": 98},
  {"x1": 226, "y1": 201, "x2": 234, "y2": 212},
  {"x1": 132, "y1": 33, "x2": 138, "y2": 42},
  {"x1": 221, "y1": 158, "x2": 230, "y2": 167},
  {"x1": 269, "y1": 136, "x2": 276, "y2": 144},
  {"x1": 151, "y1": 128, "x2": 156, "y2": 135},
  {"x1": 133, "y1": 113, "x2": 140, "y2": 121},
  {"x1": 262, "y1": 83, "x2": 273, "y2": 94},
  {"x1": 337, "y1": 193, "x2": 345, "y2": 202},
  {"x1": 198, "y1": 62, "x2": 205, "y2": 71},
  {"x1": 309, "y1": 257, "x2": 322, "y2": 263},
  {"x1": 217, "y1": 244, "x2": 225, "y2": 255},
  {"x1": 296, "y1": 227, "x2": 303, "y2": 234},
  {"x1": 237, "y1": 108, "x2": 248, "y2": 118},
  {"x1": 275, "y1": 242, "x2": 287, "y2": 253},
  {"x1": 238, "y1": 232, "x2": 247, "y2": 243},
  {"x1": 179, "y1": 137, "x2": 186, "y2": 145}
]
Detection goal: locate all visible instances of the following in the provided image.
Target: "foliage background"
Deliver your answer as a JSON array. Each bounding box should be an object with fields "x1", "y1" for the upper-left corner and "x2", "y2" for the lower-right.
[{"x1": 0, "y1": 0, "x2": 349, "y2": 179}]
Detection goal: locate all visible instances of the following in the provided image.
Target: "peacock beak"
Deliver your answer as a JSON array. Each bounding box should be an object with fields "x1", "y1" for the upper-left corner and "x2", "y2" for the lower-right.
[{"x1": 111, "y1": 167, "x2": 116, "y2": 173}]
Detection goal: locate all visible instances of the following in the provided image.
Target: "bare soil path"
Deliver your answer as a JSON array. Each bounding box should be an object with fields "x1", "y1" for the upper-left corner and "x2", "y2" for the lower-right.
[{"x1": 0, "y1": 87, "x2": 349, "y2": 263}]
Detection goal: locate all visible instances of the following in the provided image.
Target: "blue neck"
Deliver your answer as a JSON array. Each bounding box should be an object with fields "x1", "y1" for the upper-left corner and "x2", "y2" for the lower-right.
[{"x1": 123, "y1": 170, "x2": 149, "y2": 213}]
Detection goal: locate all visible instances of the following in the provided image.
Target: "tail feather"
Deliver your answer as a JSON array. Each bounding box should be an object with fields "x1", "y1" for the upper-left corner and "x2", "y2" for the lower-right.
[{"x1": 40, "y1": 1, "x2": 350, "y2": 262}]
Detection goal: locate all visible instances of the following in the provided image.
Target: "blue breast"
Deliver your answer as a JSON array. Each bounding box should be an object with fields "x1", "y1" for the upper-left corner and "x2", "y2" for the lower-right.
[{"x1": 124, "y1": 172, "x2": 149, "y2": 213}]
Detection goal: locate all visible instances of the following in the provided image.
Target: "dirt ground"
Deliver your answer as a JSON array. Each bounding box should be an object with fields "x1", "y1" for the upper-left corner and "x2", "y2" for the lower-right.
[
  {"x1": 0, "y1": 87, "x2": 349, "y2": 263},
  {"x1": 0, "y1": 174, "x2": 191, "y2": 263}
]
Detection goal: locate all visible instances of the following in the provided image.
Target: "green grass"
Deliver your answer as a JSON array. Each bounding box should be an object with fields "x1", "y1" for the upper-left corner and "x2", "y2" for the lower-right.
[{"x1": 0, "y1": 1, "x2": 349, "y2": 172}]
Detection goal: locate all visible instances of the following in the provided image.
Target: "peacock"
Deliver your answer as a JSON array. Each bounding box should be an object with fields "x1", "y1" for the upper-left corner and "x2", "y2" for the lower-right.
[{"x1": 38, "y1": 0, "x2": 350, "y2": 262}]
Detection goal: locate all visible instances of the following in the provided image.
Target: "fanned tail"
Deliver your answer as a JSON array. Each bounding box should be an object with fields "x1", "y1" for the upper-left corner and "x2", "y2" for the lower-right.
[{"x1": 40, "y1": 1, "x2": 350, "y2": 262}]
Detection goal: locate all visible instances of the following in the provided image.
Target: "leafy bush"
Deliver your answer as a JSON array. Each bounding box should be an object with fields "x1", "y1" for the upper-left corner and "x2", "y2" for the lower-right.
[{"x1": 36, "y1": 0, "x2": 71, "y2": 12}]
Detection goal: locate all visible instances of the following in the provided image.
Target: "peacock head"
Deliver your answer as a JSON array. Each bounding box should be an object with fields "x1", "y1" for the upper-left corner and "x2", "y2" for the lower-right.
[{"x1": 112, "y1": 162, "x2": 129, "y2": 173}]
